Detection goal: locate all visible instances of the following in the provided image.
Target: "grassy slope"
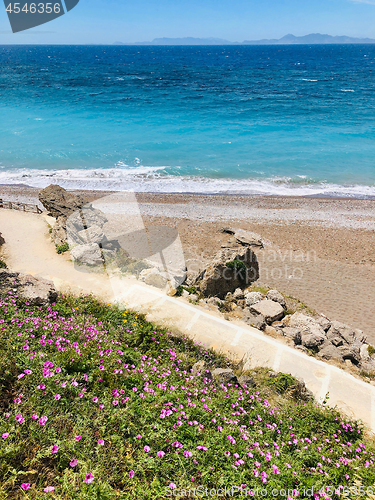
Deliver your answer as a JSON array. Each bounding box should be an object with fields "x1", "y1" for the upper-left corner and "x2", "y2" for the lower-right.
[{"x1": 0, "y1": 293, "x2": 374, "y2": 499}]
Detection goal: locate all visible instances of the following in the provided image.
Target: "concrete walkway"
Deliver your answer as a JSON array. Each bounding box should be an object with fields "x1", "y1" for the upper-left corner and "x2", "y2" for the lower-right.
[{"x1": 1, "y1": 210, "x2": 375, "y2": 432}]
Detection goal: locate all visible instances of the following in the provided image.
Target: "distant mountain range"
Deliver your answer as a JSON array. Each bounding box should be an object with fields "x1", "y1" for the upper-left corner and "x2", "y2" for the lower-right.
[{"x1": 114, "y1": 34, "x2": 375, "y2": 46}]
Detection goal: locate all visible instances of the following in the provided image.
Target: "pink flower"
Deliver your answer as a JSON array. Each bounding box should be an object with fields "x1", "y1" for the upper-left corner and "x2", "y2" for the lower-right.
[
  {"x1": 169, "y1": 483, "x2": 177, "y2": 489},
  {"x1": 157, "y1": 451, "x2": 165, "y2": 457},
  {"x1": 70, "y1": 458, "x2": 78, "y2": 467},
  {"x1": 129, "y1": 470, "x2": 135, "y2": 479},
  {"x1": 112, "y1": 400, "x2": 118, "y2": 406},
  {"x1": 84, "y1": 473, "x2": 94, "y2": 484},
  {"x1": 2, "y1": 433, "x2": 9, "y2": 439},
  {"x1": 98, "y1": 439, "x2": 104, "y2": 446},
  {"x1": 92, "y1": 397, "x2": 98, "y2": 403},
  {"x1": 74, "y1": 435, "x2": 82, "y2": 441},
  {"x1": 17, "y1": 374, "x2": 25, "y2": 379},
  {"x1": 272, "y1": 465, "x2": 280, "y2": 475},
  {"x1": 136, "y1": 434, "x2": 142, "y2": 439},
  {"x1": 144, "y1": 446, "x2": 150, "y2": 452},
  {"x1": 14, "y1": 398, "x2": 21, "y2": 404},
  {"x1": 24, "y1": 369, "x2": 32, "y2": 375},
  {"x1": 21, "y1": 483, "x2": 30, "y2": 490},
  {"x1": 44, "y1": 486, "x2": 55, "y2": 493},
  {"x1": 54, "y1": 394, "x2": 61, "y2": 400},
  {"x1": 15, "y1": 414, "x2": 25, "y2": 424},
  {"x1": 51, "y1": 445, "x2": 59, "y2": 454},
  {"x1": 183, "y1": 450, "x2": 193, "y2": 458},
  {"x1": 32, "y1": 414, "x2": 39, "y2": 420},
  {"x1": 38, "y1": 416, "x2": 48, "y2": 426}
]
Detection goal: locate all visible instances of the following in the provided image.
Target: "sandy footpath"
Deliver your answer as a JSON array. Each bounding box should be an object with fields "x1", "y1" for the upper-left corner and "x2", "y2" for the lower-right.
[{"x1": 1, "y1": 185, "x2": 375, "y2": 341}]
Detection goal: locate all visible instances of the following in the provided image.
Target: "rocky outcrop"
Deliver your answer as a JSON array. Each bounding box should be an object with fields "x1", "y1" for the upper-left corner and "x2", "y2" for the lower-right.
[
  {"x1": 192, "y1": 247, "x2": 259, "y2": 299},
  {"x1": 212, "y1": 368, "x2": 238, "y2": 385},
  {"x1": 0, "y1": 269, "x2": 57, "y2": 305},
  {"x1": 39, "y1": 184, "x2": 88, "y2": 219},
  {"x1": 0, "y1": 233, "x2": 5, "y2": 246},
  {"x1": 70, "y1": 243, "x2": 104, "y2": 267}
]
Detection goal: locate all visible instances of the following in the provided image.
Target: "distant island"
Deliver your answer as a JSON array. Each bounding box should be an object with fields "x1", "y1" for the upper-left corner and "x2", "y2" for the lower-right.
[{"x1": 114, "y1": 33, "x2": 375, "y2": 46}]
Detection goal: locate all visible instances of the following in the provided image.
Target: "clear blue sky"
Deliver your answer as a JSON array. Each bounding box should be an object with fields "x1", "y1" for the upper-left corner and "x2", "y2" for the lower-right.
[{"x1": 1, "y1": 0, "x2": 375, "y2": 44}]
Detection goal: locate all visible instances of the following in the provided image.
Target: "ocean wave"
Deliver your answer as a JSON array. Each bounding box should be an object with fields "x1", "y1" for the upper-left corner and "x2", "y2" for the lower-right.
[{"x1": 0, "y1": 167, "x2": 374, "y2": 199}]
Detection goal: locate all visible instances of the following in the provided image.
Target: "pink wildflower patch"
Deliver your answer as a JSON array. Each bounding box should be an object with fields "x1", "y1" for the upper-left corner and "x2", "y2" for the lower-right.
[
  {"x1": 84, "y1": 473, "x2": 94, "y2": 484},
  {"x1": 70, "y1": 458, "x2": 78, "y2": 467},
  {"x1": 20, "y1": 483, "x2": 30, "y2": 490}
]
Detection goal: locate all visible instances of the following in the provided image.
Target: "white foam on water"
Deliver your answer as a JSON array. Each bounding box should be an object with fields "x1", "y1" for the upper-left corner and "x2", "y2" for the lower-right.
[{"x1": 1, "y1": 167, "x2": 375, "y2": 198}]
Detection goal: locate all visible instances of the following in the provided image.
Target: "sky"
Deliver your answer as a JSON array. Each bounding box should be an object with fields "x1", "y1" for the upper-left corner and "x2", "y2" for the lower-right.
[{"x1": 1, "y1": 0, "x2": 375, "y2": 44}]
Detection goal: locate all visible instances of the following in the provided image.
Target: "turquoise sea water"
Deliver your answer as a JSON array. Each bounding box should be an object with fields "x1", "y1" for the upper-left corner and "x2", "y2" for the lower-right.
[{"x1": 0, "y1": 44, "x2": 375, "y2": 196}]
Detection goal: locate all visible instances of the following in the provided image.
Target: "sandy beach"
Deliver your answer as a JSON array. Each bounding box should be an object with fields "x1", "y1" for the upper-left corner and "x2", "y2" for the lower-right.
[{"x1": 1, "y1": 184, "x2": 375, "y2": 341}]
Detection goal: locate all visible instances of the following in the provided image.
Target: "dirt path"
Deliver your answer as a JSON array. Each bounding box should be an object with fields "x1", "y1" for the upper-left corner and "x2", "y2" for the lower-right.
[{"x1": 0, "y1": 211, "x2": 115, "y2": 301}]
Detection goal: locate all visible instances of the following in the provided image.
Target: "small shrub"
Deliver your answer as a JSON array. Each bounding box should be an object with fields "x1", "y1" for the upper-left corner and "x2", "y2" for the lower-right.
[
  {"x1": 56, "y1": 243, "x2": 70, "y2": 254},
  {"x1": 0, "y1": 260, "x2": 7, "y2": 269},
  {"x1": 368, "y1": 345, "x2": 375, "y2": 356}
]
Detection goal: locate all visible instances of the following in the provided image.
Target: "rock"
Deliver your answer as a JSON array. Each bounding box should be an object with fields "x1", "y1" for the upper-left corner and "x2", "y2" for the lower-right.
[
  {"x1": 78, "y1": 225, "x2": 107, "y2": 245},
  {"x1": 206, "y1": 297, "x2": 223, "y2": 307},
  {"x1": 0, "y1": 232, "x2": 5, "y2": 246},
  {"x1": 330, "y1": 337, "x2": 344, "y2": 347},
  {"x1": 294, "y1": 345, "x2": 308, "y2": 353},
  {"x1": 234, "y1": 229, "x2": 263, "y2": 248},
  {"x1": 140, "y1": 268, "x2": 168, "y2": 289},
  {"x1": 67, "y1": 206, "x2": 108, "y2": 234},
  {"x1": 39, "y1": 184, "x2": 88, "y2": 219},
  {"x1": 0, "y1": 269, "x2": 57, "y2": 305},
  {"x1": 70, "y1": 243, "x2": 103, "y2": 266},
  {"x1": 360, "y1": 344, "x2": 371, "y2": 362},
  {"x1": 327, "y1": 321, "x2": 356, "y2": 345},
  {"x1": 282, "y1": 327, "x2": 302, "y2": 345},
  {"x1": 355, "y1": 329, "x2": 367, "y2": 344},
  {"x1": 338, "y1": 344, "x2": 361, "y2": 364},
  {"x1": 189, "y1": 294, "x2": 199, "y2": 302},
  {"x1": 315, "y1": 315, "x2": 331, "y2": 332},
  {"x1": 250, "y1": 300, "x2": 284, "y2": 324},
  {"x1": 301, "y1": 333, "x2": 326, "y2": 348},
  {"x1": 212, "y1": 368, "x2": 238, "y2": 385},
  {"x1": 220, "y1": 227, "x2": 235, "y2": 235},
  {"x1": 238, "y1": 375, "x2": 255, "y2": 388},
  {"x1": 245, "y1": 291, "x2": 263, "y2": 307},
  {"x1": 266, "y1": 290, "x2": 286, "y2": 309},
  {"x1": 51, "y1": 216, "x2": 68, "y2": 246},
  {"x1": 233, "y1": 288, "x2": 244, "y2": 300},
  {"x1": 318, "y1": 344, "x2": 343, "y2": 362},
  {"x1": 264, "y1": 325, "x2": 278, "y2": 336},
  {"x1": 225, "y1": 292, "x2": 235, "y2": 302},
  {"x1": 360, "y1": 360, "x2": 375, "y2": 374},
  {"x1": 289, "y1": 312, "x2": 326, "y2": 338},
  {"x1": 193, "y1": 247, "x2": 259, "y2": 299},
  {"x1": 192, "y1": 360, "x2": 206, "y2": 376},
  {"x1": 243, "y1": 309, "x2": 266, "y2": 330},
  {"x1": 236, "y1": 299, "x2": 246, "y2": 309}
]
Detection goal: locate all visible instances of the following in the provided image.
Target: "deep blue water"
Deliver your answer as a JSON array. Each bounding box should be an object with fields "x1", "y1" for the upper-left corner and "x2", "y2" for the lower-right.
[{"x1": 0, "y1": 44, "x2": 375, "y2": 196}]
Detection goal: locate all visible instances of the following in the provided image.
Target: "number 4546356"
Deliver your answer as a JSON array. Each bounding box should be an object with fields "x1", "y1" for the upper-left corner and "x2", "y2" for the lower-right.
[{"x1": 6, "y1": 3, "x2": 61, "y2": 14}]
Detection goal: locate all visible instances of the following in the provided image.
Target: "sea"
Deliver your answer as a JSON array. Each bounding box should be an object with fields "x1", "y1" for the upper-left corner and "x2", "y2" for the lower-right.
[{"x1": 0, "y1": 44, "x2": 375, "y2": 197}]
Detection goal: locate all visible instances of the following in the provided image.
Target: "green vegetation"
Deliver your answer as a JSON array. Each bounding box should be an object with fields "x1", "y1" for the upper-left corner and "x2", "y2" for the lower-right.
[
  {"x1": 368, "y1": 346, "x2": 375, "y2": 357},
  {"x1": 56, "y1": 243, "x2": 70, "y2": 255},
  {"x1": 0, "y1": 293, "x2": 375, "y2": 499},
  {"x1": 175, "y1": 286, "x2": 198, "y2": 297},
  {"x1": 0, "y1": 260, "x2": 7, "y2": 269}
]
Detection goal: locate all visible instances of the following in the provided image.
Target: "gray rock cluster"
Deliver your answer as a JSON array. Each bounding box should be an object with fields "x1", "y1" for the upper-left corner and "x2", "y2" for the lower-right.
[
  {"x1": 0, "y1": 269, "x2": 57, "y2": 305},
  {"x1": 200, "y1": 285, "x2": 375, "y2": 373}
]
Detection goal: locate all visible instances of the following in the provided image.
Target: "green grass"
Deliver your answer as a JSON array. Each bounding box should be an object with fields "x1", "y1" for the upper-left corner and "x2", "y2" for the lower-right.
[
  {"x1": 0, "y1": 293, "x2": 375, "y2": 499},
  {"x1": 56, "y1": 243, "x2": 70, "y2": 255}
]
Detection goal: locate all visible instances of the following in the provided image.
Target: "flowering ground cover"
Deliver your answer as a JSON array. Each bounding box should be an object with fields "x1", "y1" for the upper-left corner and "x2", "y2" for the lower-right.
[{"x1": 0, "y1": 293, "x2": 375, "y2": 499}]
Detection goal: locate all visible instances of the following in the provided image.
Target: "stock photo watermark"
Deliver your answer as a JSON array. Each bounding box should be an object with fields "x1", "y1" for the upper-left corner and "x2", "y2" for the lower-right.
[{"x1": 3, "y1": 0, "x2": 79, "y2": 33}]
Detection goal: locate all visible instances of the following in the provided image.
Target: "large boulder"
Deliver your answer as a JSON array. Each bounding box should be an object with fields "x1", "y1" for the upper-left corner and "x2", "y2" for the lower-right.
[
  {"x1": 327, "y1": 321, "x2": 356, "y2": 345},
  {"x1": 245, "y1": 291, "x2": 263, "y2": 306},
  {"x1": 193, "y1": 247, "x2": 259, "y2": 299},
  {"x1": 70, "y1": 243, "x2": 104, "y2": 266},
  {"x1": 0, "y1": 269, "x2": 57, "y2": 305},
  {"x1": 212, "y1": 368, "x2": 238, "y2": 385},
  {"x1": 39, "y1": 184, "x2": 88, "y2": 219},
  {"x1": 250, "y1": 299, "x2": 284, "y2": 324},
  {"x1": 52, "y1": 217, "x2": 68, "y2": 247}
]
